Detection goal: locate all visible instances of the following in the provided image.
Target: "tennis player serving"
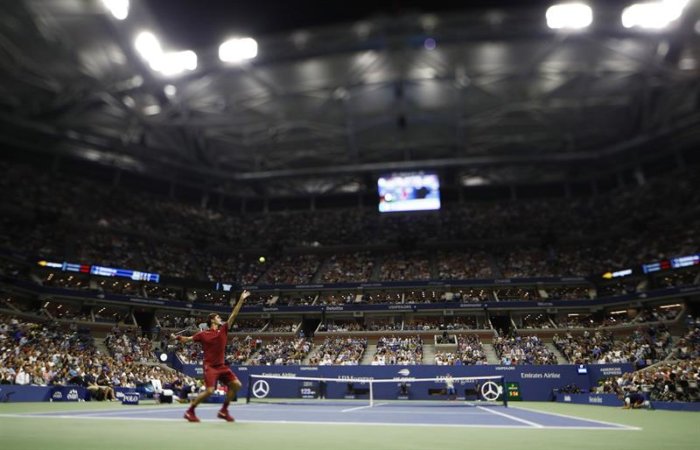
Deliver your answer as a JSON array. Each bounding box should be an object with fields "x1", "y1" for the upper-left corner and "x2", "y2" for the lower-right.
[{"x1": 171, "y1": 289, "x2": 251, "y2": 422}]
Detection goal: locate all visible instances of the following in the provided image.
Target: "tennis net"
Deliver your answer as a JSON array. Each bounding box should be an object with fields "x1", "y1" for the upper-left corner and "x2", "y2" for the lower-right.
[{"x1": 246, "y1": 374, "x2": 508, "y2": 407}]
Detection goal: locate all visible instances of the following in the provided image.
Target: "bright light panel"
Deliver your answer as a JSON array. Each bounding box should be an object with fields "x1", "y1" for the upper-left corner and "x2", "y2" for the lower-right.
[
  {"x1": 135, "y1": 32, "x2": 197, "y2": 76},
  {"x1": 102, "y1": 0, "x2": 129, "y2": 21},
  {"x1": 546, "y1": 3, "x2": 593, "y2": 29},
  {"x1": 164, "y1": 84, "x2": 177, "y2": 96},
  {"x1": 135, "y1": 31, "x2": 162, "y2": 60},
  {"x1": 219, "y1": 37, "x2": 258, "y2": 63},
  {"x1": 143, "y1": 104, "x2": 161, "y2": 116},
  {"x1": 622, "y1": 0, "x2": 689, "y2": 29},
  {"x1": 150, "y1": 51, "x2": 198, "y2": 76}
]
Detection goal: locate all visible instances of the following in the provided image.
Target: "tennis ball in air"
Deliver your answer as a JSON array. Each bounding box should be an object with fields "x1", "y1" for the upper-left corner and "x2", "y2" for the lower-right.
[{"x1": 259, "y1": 256, "x2": 266, "y2": 263}]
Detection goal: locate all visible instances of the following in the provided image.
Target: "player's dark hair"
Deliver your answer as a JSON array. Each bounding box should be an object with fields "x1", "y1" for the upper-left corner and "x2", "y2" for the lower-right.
[{"x1": 207, "y1": 313, "x2": 219, "y2": 327}]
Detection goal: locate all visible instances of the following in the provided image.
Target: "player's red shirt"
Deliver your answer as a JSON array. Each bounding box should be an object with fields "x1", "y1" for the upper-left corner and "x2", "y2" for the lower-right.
[{"x1": 193, "y1": 322, "x2": 228, "y2": 367}]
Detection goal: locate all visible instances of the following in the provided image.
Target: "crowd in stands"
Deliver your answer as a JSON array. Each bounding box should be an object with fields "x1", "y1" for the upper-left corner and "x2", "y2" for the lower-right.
[
  {"x1": 435, "y1": 334, "x2": 488, "y2": 365},
  {"x1": 320, "y1": 252, "x2": 374, "y2": 283},
  {"x1": 260, "y1": 255, "x2": 321, "y2": 285},
  {"x1": 105, "y1": 327, "x2": 157, "y2": 364},
  {"x1": 371, "y1": 335, "x2": 423, "y2": 365},
  {"x1": 309, "y1": 337, "x2": 367, "y2": 365},
  {"x1": 362, "y1": 292, "x2": 403, "y2": 304},
  {"x1": 321, "y1": 319, "x2": 365, "y2": 332},
  {"x1": 653, "y1": 270, "x2": 700, "y2": 289},
  {"x1": 318, "y1": 293, "x2": 356, "y2": 305},
  {"x1": 4, "y1": 158, "x2": 698, "y2": 285},
  {"x1": 157, "y1": 313, "x2": 199, "y2": 330},
  {"x1": 1, "y1": 161, "x2": 697, "y2": 309},
  {"x1": 551, "y1": 309, "x2": 666, "y2": 329},
  {"x1": 42, "y1": 301, "x2": 91, "y2": 322},
  {"x1": 635, "y1": 305, "x2": 683, "y2": 323},
  {"x1": 594, "y1": 352, "x2": 699, "y2": 402},
  {"x1": 3, "y1": 299, "x2": 699, "y2": 401},
  {"x1": 404, "y1": 316, "x2": 481, "y2": 331},
  {"x1": 403, "y1": 317, "x2": 443, "y2": 331},
  {"x1": 436, "y1": 250, "x2": 493, "y2": 279},
  {"x1": 1, "y1": 159, "x2": 700, "y2": 400},
  {"x1": 230, "y1": 318, "x2": 268, "y2": 333},
  {"x1": 28, "y1": 267, "x2": 611, "y2": 309},
  {"x1": 379, "y1": 252, "x2": 432, "y2": 281},
  {"x1": 247, "y1": 337, "x2": 311, "y2": 365},
  {"x1": 365, "y1": 319, "x2": 402, "y2": 331},
  {"x1": 493, "y1": 334, "x2": 559, "y2": 365},
  {"x1": 265, "y1": 320, "x2": 299, "y2": 333},
  {"x1": 492, "y1": 286, "x2": 540, "y2": 302},
  {"x1": 452, "y1": 288, "x2": 492, "y2": 303},
  {"x1": 515, "y1": 313, "x2": 554, "y2": 329},
  {"x1": 627, "y1": 359, "x2": 699, "y2": 402},
  {"x1": 0, "y1": 314, "x2": 195, "y2": 400},
  {"x1": 276, "y1": 294, "x2": 315, "y2": 306},
  {"x1": 143, "y1": 284, "x2": 181, "y2": 301},
  {"x1": 542, "y1": 286, "x2": 593, "y2": 301},
  {"x1": 553, "y1": 325, "x2": 673, "y2": 368},
  {"x1": 672, "y1": 324, "x2": 700, "y2": 361}
]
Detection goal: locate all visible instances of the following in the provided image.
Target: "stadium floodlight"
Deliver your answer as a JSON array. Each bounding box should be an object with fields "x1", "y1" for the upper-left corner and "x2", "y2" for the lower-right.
[
  {"x1": 219, "y1": 37, "x2": 258, "y2": 63},
  {"x1": 135, "y1": 32, "x2": 197, "y2": 76},
  {"x1": 163, "y1": 84, "x2": 177, "y2": 97},
  {"x1": 622, "y1": 0, "x2": 690, "y2": 29},
  {"x1": 149, "y1": 50, "x2": 198, "y2": 76},
  {"x1": 134, "y1": 31, "x2": 162, "y2": 61},
  {"x1": 546, "y1": 3, "x2": 593, "y2": 30},
  {"x1": 143, "y1": 104, "x2": 161, "y2": 116},
  {"x1": 102, "y1": 0, "x2": 129, "y2": 21}
]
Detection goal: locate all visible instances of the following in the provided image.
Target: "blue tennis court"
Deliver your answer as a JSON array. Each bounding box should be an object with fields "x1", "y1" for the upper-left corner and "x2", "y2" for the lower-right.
[{"x1": 12, "y1": 402, "x2": 640, "y2": 430}]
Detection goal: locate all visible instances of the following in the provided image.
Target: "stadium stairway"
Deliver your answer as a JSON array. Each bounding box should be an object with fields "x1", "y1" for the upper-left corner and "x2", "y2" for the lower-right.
[
  {"x1": 94, "y1": 336, "x2": 111, "y2": 357},
  {"x1": 546, "y1": 343, "x2": 568, "y2": 364},
  {"x1": 361, "y1": 344, "x2": 377, "y2": 364},
  {"x1": 300, "y1": 350, "x2": 316, "y2": 365},
  {"x1": 311, "y1": 258, "x2": 331, "y2": 283},
  {"x1": 421, "y1": 342, "x2": 436, "y2": 364},
  {"x1": 483, "y1": 344, "x2": 501, "y2": 364}
]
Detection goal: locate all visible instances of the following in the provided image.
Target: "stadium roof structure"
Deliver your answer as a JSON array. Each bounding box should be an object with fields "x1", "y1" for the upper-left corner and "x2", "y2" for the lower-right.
[{"x1": 0, "y1": 0, "x2": 699, "y2": 199}]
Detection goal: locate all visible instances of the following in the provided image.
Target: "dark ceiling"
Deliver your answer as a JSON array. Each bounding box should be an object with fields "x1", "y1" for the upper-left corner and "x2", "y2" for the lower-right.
[{"x1": 0, "y1": 0, "x2": 698, "y2": 198}]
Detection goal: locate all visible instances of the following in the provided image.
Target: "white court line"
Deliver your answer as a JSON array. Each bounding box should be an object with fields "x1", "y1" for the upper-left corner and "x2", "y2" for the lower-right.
[
  {"x1": 0, "y1": 413, "x2": 597, "y2": 429},
  {"x1": 342, "y1": 403, "x2": 387, "y2": 412},
  {"x1": 0, "y1": 413, "x2": 641, "y2": 430},
  {"x1": 477, "y1": 406, "x2": 544, "y2": 428},
  {"x1": 6, "y1": 403, "x2": 236, "y2": 418},
  {"x1": 0, "y1": 414, "x2": 177, "y2": 422},
  {"x1": 337, "y1": 408, "x2": 489, "y2": 416},
  {"x1": 509, "y1": 406, "x2": 642, "y2": 431}
]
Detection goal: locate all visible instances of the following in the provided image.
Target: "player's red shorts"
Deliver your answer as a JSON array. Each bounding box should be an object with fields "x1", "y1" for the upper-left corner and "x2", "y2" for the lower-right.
[{"x1": 203, "y1": 364, "x2": 239, "y2": 388}]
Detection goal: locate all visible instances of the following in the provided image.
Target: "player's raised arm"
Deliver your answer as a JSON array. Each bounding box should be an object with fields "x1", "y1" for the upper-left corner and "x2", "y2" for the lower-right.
[
  {"x1": 171, "y1": 333, "x2": 194, "y2": 344},
  {"x1": 227, "y1": 290, "x2": 251, "y2": 328}
]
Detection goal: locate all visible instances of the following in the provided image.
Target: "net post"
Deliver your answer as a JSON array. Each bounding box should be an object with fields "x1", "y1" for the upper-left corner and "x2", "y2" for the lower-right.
[
  {"x1": 246, "y1": 375, "x2": 252, "y2": 404},
  {"x1": 369, "y1": 380, "x2": 374, "y2": 407},
  {"x1": 501, "y1": 376, "x2": 508, "y2": 408}
]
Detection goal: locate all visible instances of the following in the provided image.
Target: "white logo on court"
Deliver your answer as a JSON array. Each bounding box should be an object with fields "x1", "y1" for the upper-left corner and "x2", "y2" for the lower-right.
[
  {"x1": 480, "y1": 381, "x2": 501, "y2": 401},
  {"x1": 252, "y1": 380, "x2": 270, "y2": 398}
]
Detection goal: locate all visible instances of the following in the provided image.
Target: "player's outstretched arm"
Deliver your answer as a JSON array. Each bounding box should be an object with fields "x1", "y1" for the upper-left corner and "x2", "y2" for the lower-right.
[
  {"x1": 227, "y1": 290, "x2": 251, "y2": 328},
  {"x1": 171, "y1": 334, "x2": 194, "y2": 343}
]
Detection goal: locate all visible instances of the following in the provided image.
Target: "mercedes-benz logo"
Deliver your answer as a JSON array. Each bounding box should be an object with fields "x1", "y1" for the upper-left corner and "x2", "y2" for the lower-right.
[
  {"x1": 252, "y1": 380, "x2": 270, "y2": 398},
  {"x1": 480, "y1": 381, "x2": 501, "y2": 401}
]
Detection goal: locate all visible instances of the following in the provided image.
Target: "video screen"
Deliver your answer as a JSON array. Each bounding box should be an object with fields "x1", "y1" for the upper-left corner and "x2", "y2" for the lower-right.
[{"x1": 378, "y1": 172, "x2": 441, "y2": 213}]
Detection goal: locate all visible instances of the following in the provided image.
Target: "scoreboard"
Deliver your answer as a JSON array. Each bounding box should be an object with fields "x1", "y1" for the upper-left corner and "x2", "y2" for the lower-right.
[
  {"x1": 38, "y1": 260, "x2": 160, "y2": 283},
  {"x1": 298, "y1": 380, "x2": 321, "y2": 399},
  {"x1": 506, "y1": 382, "x2": 521, "y2": 401}
]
